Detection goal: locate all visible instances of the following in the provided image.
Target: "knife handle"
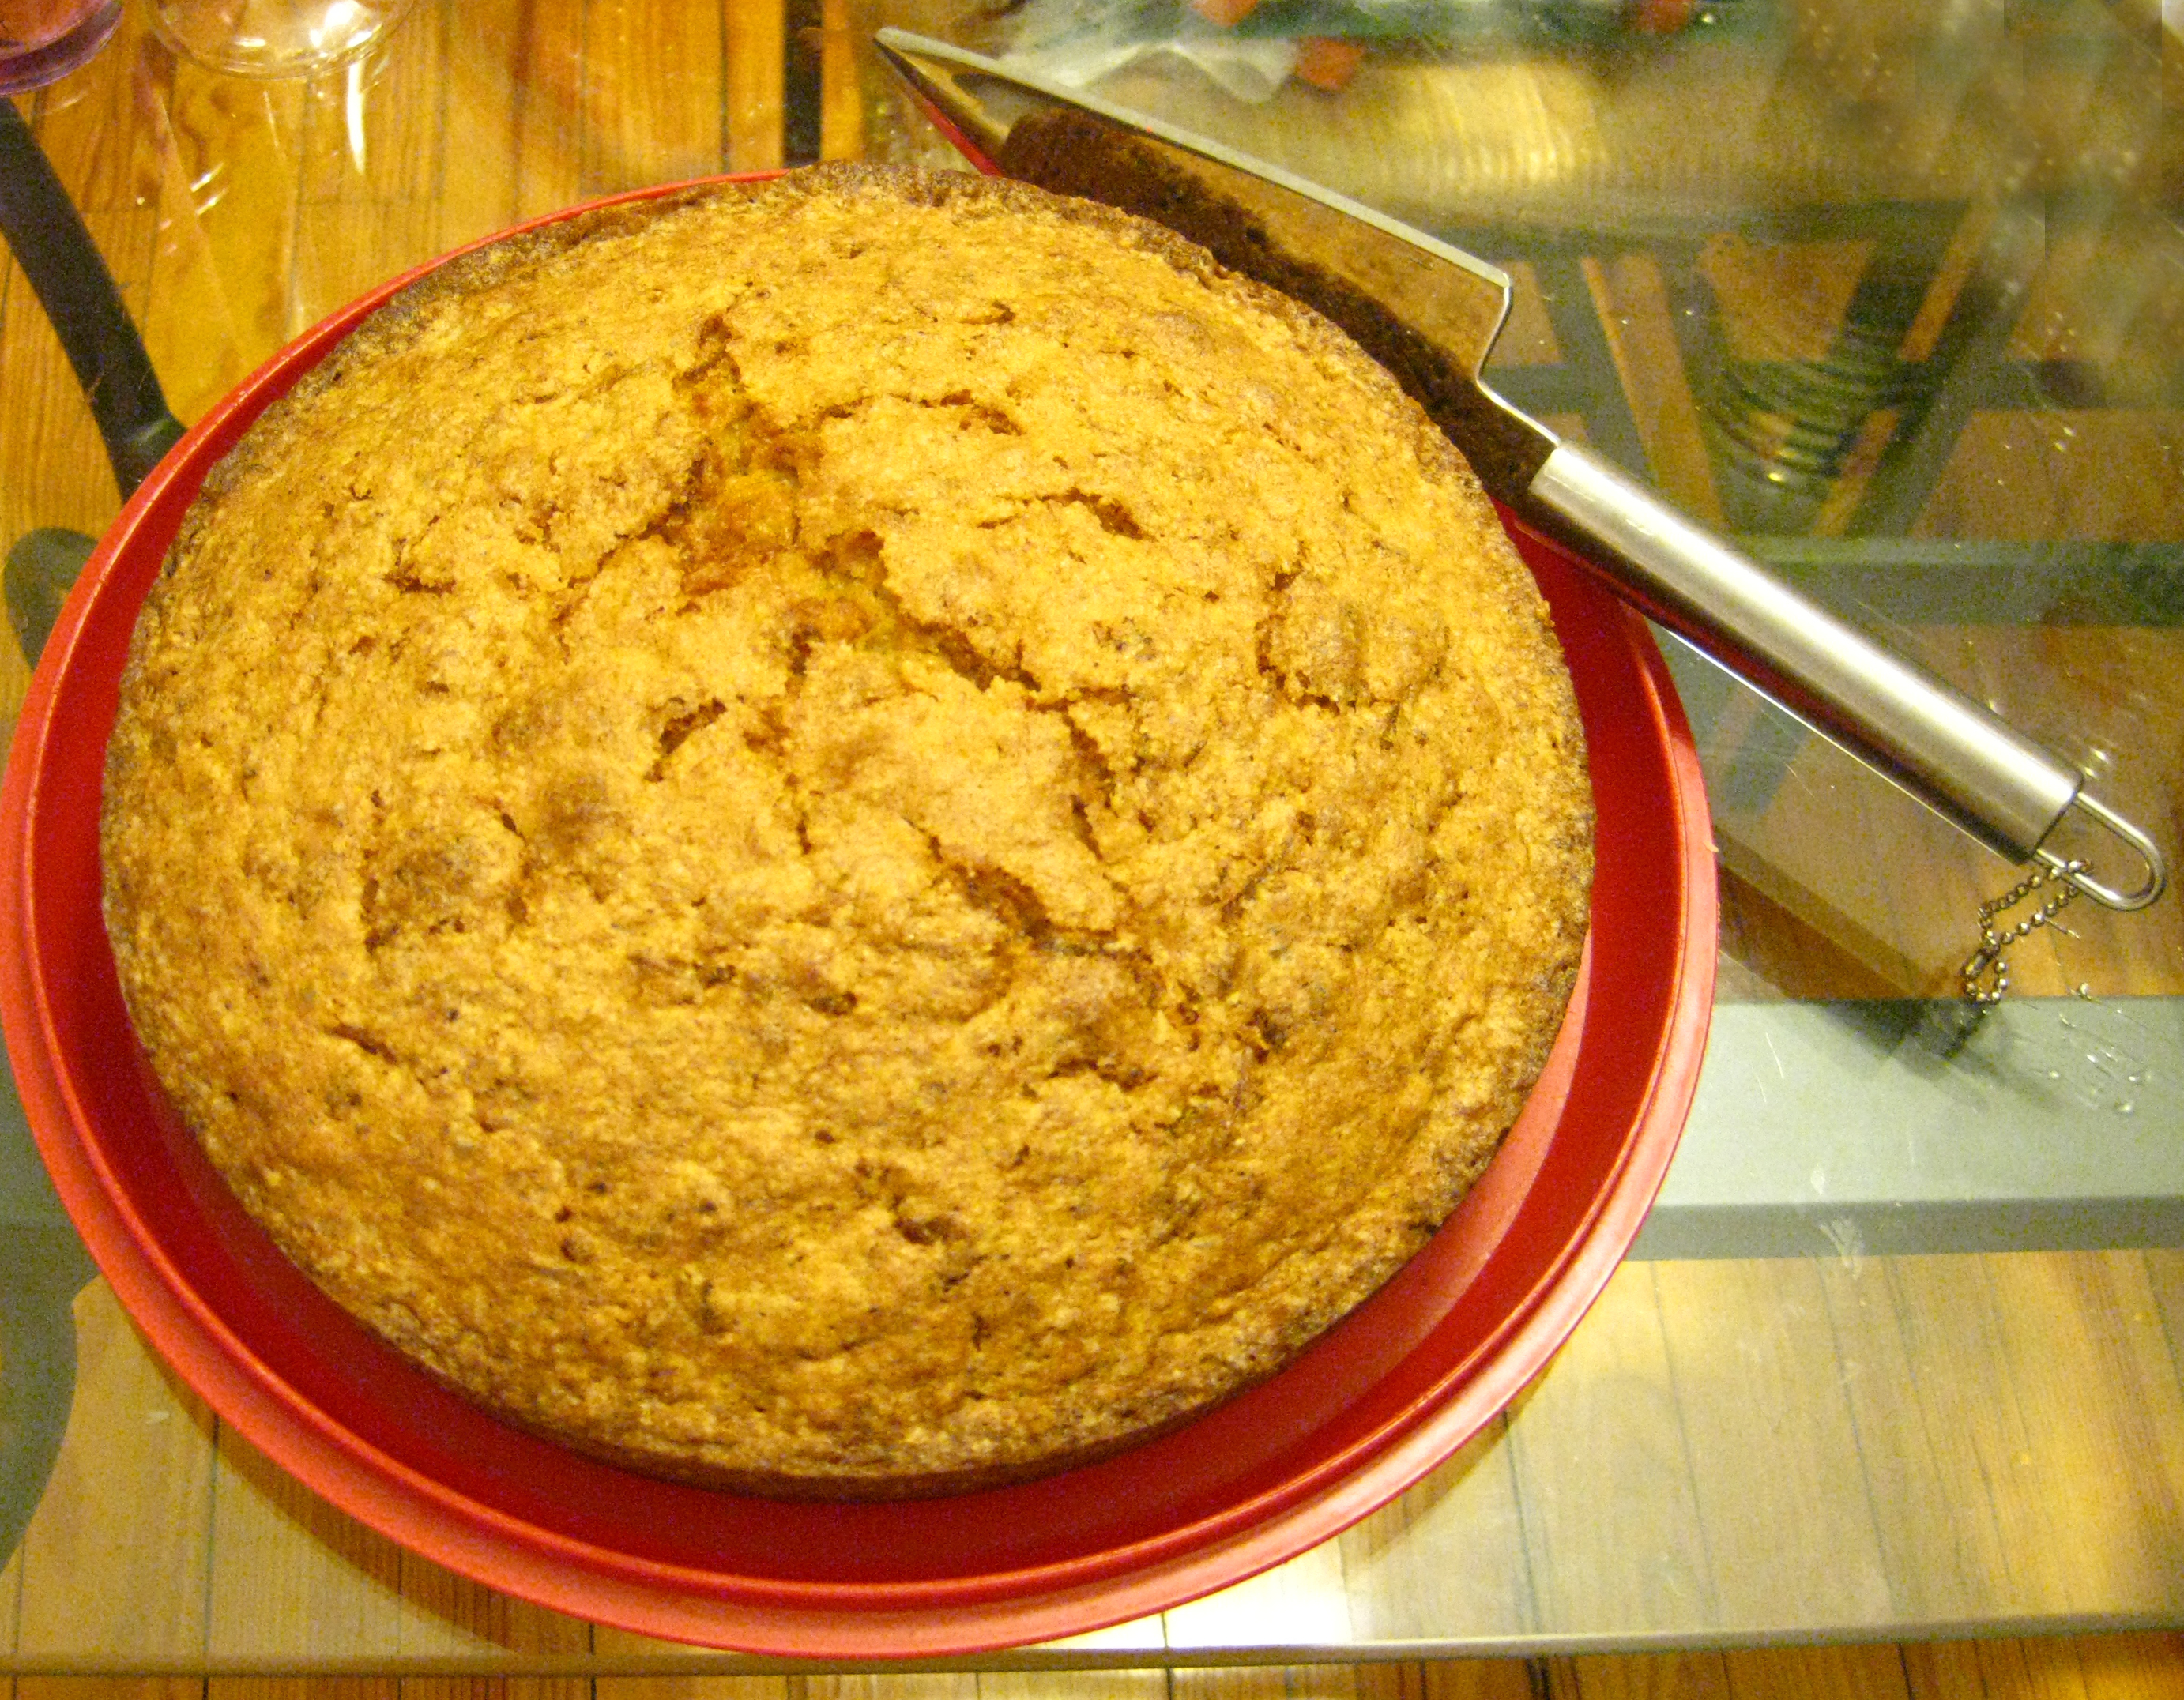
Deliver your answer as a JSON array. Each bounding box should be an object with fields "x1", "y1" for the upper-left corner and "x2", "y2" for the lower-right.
[
  {"x1": 0, "y1": 99, "x2": 184, "y2": 498},
  {"x1": 1524, "y1": 442, "x2": 2166, "y2": 909}
]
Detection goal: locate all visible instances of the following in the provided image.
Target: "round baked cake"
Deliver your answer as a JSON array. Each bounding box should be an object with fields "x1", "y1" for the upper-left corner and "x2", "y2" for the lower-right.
[{"x1": 101, "y1": 164, "x2": 1593, "y2": 1498}]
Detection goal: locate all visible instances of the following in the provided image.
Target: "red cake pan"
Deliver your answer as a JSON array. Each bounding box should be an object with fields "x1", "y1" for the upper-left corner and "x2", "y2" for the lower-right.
[{"x1": 0, "y1": 176, "x2": 1716, "y2": 1657}]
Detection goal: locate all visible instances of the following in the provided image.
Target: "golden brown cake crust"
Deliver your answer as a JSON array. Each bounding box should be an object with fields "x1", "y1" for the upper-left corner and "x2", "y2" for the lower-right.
[{"x1": 101, "y1": 164, "x2": 1592, "y2": 1497}]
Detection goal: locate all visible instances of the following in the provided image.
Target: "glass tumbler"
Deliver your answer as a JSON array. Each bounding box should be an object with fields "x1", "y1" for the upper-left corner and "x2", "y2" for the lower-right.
[
  {"x1": 149, "y1": 0, "x2": 416, "y2": 77},
  {"x1": 0, "y1": 0, "x2": 122, "y2": 95}
]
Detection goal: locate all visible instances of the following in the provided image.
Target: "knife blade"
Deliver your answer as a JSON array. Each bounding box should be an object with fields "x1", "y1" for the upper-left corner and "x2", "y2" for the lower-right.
[{"x1": 874, "y1": 28, "x2": 2166, "y2": 913}]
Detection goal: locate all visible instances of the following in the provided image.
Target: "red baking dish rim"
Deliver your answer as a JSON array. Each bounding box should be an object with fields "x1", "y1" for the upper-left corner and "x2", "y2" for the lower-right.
[{"x1": 0, "y1": 175, "x2": 1716, "y2": 1657}]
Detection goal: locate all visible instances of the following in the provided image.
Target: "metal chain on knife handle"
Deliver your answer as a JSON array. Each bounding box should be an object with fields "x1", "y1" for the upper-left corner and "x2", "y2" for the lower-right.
[{"x1": 1962, "y1": 862, "x2": 2085, "y2": 1006}]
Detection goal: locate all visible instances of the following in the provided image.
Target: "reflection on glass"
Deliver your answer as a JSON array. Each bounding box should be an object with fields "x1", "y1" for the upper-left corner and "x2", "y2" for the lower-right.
[{"x1": 148, "y1": 0, "x2": 415, "y2": 77}]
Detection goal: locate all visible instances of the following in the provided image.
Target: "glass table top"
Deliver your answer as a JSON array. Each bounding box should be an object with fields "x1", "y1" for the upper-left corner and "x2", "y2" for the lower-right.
[{"x1": 0, "y1": 0, "x2": 2177, "y2": 1668}]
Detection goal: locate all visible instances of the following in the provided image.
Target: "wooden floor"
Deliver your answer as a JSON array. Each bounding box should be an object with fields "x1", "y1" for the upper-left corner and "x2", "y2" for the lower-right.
[{"x1": 6, "y1": 1641, "x2": 2184, "y2": 1700}]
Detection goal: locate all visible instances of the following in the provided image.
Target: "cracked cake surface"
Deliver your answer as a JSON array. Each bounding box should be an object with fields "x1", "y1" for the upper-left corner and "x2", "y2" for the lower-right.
[{"x1": 100, "y1": 164, "x2": 1593, "y2": 1497}]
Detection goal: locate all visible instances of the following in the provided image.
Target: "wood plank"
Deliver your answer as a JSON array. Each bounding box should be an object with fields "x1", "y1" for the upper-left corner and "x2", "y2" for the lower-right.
[
  {"x1": 2145, "y1": 1249, "x2": 2184, "y2": 1382},
  {"x1": 1904, "y1": 1634, "x2": 2184, "y2": 1700},
  {"x1": 588, "y1": 1630, "x2": 775, "y2": 1672},
  {"x1": 1822, "y1": 1252, "x2": 2184, "y2": 1622},
  {"x1": 2030, "y1": 1634, "x2": 2184, "y2": 1700},
  {"x1": 13, "y1": 1283, "x2": 215, "y2": 1664},
  {"x1": 2010, "y1": 216, "x2": 2153, "y2": 370},
  {"x1": 134, "y1": 63, "x2": 261, "y2": 424},
  {"x1": 1580, "y1": 252, "x2": 1725, "y2": 525},
  {"x1": 1696, "y1": 235, "x2": 1873, "y2": 367},
  {"x1": 977, "y1": 1675, "x2": 1165, "y2": 1700},
  {"x1": 1899, "y1": 201, "x2": 1998, "y2": 367},
  {"x1": 296, "y1": 9, "x2": 443, "y2": 205},
  {"x1": 1809, "y1": 406, "x2": 1900, "y2": 537},
  {"x1": 1721, "y1": 1644, "x2": 1909, "y2": 1700},
  {"x1": 401, "y1": 1679, "x2": 589, "y2": 1700},
  {"x1": 0, "y1": 258, "x2": 103, "y2": 565},
  {"x1": 1173, "y1": 1665, "x2": 1380, "y2": 1700},
  {"x1": 1165, "y1": 1538, "x2": 1352, "y2": 1649},
  {"x1": 1355, "y1": 1668, "x2": 1427, "y2": 1700},
  {"x1": 594, "y1": 1677, "x2": 789, "y2": 1700},
  {"x1": 1552, "y1": 1652, "x2": 1729, "y2": 1700},
  {"x1": 1339, "y1": 1416, "x2": 1534, "y2": 1642},
  {"x1": 1417, "y1": 1661, "x2": 1539, "y2": 1700},
  {"x1": 430, "y1": 0, "x2": 536, "y2": 243},
  {"x1": 0, "y1": 1544, "x2": 19, "y2": 1662},
  {"x1": 806, "y1": 1678, "x2": 977, "y2": 1700},
  {"x1": 17, "y1": 1681, "x2": 207, "y2": 1700},
  {"x1": 1911, "y1": 411, "x2": 2184, "y2": 543},
  {"x1": 0, "y1": 344, "x2": 28, "y2": 720},
  {"x1": 726, "y1": 0, "x2": 786, "y2": 172},
  {"x1": 24, "y1": 4, "x2": 164, "y2": 216},
  {"x1": 1901, "y1": 1640, "x2": 2017, "y2": 1700},
  {"x1": 499, "y1": 0, "x2": 589, "y2": 220},
  {"x1": 1650, "y1": 1259, "x2": 1892, "y2": 1631},
  {"x1": 1816, "y1": 1254, "x2": 2035, "y2": 1621},
  {"x1": 392, "y1": 1554, "x2": 594, "y2": 1664},
  {"x1": 1169, "y1": 1672, "x2": 1293, "y2": 1700},
  {"x1": 1713, "y1": 859, "x2": 1908, "y2": 1002},
  {"x1": 0, "y1": 55, "x2": 147, "y2": 702},
  {"x1": 1038, "y1": 1615, "x2": 1170, "y2": 1653},
  {"x1": 205, "y1": 1427, "x2": 442, "y2": 1662},
  {"x1": 578, "y1": 0, "x2": 725, "y2": 194},
  {"x1": 1979, "y1": 1252, "x2": 2184, "y2": 1615},
  {"x1": 1504, "y1": 1263, "x2": 1718, "y2": 1637},
  {"x1": 154, "y1": 62, "x2": 309, "y2": 357},
  {"x1": 291, "y1": 197, "x2": 443, "y2": 334},
  {"x1": 289, "y1": 2, "x2": 450, "y2": 318},
  {"x1": 818, "y1": 0, "x2": 864, "y2": 161},
  {"x1": 210, "y1": 1679, "x2": 396, "y2": 1700}
]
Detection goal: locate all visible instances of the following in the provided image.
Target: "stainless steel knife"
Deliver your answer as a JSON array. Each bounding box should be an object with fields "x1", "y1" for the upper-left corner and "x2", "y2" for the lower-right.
[{"x1": 875, "y1": 28, "x2": 2167, "y2": 914}]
